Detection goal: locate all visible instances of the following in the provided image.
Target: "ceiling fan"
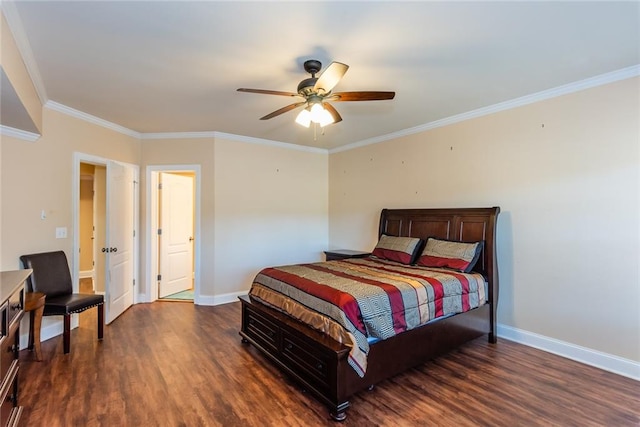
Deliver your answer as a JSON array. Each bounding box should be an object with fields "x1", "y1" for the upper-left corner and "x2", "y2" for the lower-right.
[{"x1": 237, "y1": 59, "x2": 395, "y2": 128}]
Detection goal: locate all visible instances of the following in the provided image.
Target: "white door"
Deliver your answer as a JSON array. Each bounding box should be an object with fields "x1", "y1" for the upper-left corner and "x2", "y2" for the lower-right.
[
  {"x1": 106, "y1": 161, "x2": 136, "y2": 323},
  {"x1": 159, "y1": 173, "x2": 194, "y2": 298}
]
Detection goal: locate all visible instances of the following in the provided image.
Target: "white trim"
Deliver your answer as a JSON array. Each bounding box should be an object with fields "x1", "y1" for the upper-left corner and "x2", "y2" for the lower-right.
[
  {"x1": 142, "y1": 130, "x2": 328, "y2": 154},
  {"x1": 0, "y1": 125, "x2": 40, "y2": 142},
  {"x1": 132, "y1": 165, "x2": 141, "y2": 305},
  {"x1": 498, "y1": 323, "x2": 640, "y2": 381},
  {"x1": 330, "y1": 64, "x2": 640, "y2": 154},
  {"x1": 145, "y1": 165, "x2": 201, "y2": 305},
  {"x1": 195, "y1": 291, "x2": 247, "y2": 307},
  {"x1": 1, "y1": 1, "x2": 48, "y2": 104},
  {"x1": 213, "y1": 131, "x2": 327, "y2": 154},
  {"x1": 140, "y1": 131, "x2": 216, "y2": 140},
  {"x1": 79, "y1": 270, "x2": 93, "y2": 279},
  {"x1": 45, "y1": 101, "x2": 141, "y2": 139}
]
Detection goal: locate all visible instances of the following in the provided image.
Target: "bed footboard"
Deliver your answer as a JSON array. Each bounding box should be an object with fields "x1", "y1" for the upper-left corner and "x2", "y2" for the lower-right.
[
  {"x1": 239, "y1": 294, "x2": 352, "y2": 420},
  {"x1": 239, "y1": 294, "x2": 493, "y2": 421}
]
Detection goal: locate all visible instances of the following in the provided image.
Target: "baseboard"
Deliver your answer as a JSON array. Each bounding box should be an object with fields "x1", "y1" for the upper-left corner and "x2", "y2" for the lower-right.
[
  {"x1": 195, "y1": 291, "x2": 247, "y2": 306},
  {"x1": 19, "y1": 316, "x2": 79, "y2": 351},
  {"x1": 79, "y1": 270, "x2": 93, "y2": 279},
  {"x1": 497, "y1": 324, "x2": 639, "y2": 381}
]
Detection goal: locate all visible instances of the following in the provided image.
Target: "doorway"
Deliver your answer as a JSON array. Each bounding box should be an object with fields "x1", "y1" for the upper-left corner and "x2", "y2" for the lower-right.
[
  {"x1": 146, "y1": 165, "x2": 201, "y2": 304},
  {"x1": 78, "y1": 163, "x2": 106, "y2": 295},
  {"x1": 158, "y1": 172, "x2": 195, "y2": 300},
  {"x1": 73, "y1": 153, "x2": 139, "y2": 324}
]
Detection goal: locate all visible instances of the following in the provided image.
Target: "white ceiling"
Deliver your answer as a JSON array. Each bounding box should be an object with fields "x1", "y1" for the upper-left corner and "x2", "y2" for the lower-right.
[{"x1": 3, "y1": 1, "x2": 639, "y2": 149}]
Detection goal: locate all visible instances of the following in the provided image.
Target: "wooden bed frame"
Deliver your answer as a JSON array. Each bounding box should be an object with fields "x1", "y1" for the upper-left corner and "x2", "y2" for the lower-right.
[{"x1": 239, "y1": 207, "x2": 500, "y2": 421}]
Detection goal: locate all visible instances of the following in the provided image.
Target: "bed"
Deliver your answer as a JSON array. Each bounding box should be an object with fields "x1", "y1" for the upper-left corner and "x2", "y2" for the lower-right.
[{"x1": 239, "y1": 207, "x2": 500, "y2": 421}]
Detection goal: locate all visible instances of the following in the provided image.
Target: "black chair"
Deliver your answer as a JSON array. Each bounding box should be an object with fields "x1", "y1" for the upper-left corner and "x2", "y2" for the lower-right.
[{"x1": 20, "y1": 251, "x2": 104, "y2": 354}]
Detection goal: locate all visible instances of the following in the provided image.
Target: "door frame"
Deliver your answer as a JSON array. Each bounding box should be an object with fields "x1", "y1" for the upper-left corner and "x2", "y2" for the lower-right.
[
  {"x1": 145, "y1": 165, "x2": 201, "y2": 304},
  {"x1": 72, "y1": 152, "x2": 140, "y2": 305}
]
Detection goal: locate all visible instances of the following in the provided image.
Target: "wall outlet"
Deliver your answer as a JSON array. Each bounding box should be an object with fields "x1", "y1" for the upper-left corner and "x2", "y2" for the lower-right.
[{"x1": 55, "y1": 227, "x2": 67, "y2": 239}]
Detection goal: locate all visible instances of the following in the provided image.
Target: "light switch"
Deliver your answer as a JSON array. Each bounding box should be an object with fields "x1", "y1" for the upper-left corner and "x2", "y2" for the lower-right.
[{"x1": 55, "y1": 227, "x2": 67, "y2": 239}]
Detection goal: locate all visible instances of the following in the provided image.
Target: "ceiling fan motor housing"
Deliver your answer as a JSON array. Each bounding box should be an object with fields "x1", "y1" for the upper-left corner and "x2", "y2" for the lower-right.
[
  {"x1": 297, "y1": 59, "x2": 324, "y2": 96},
  {"x1": 297, "y1": 78, "x2": 318, "y2": 96}
]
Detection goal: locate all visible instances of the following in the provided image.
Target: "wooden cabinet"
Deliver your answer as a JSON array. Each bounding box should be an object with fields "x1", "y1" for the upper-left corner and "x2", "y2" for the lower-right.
[
  {"x1": 324, "y1": 250, "x2": 371, "y2": 261},
  {"x1": 0, "y1": 270, "x2": 29, "y2": 427}
]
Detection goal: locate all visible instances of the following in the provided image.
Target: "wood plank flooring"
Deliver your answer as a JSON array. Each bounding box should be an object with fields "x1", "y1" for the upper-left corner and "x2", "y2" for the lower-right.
[{"x1": 18, "y1": 301, "x2": 639, "y2": 426}]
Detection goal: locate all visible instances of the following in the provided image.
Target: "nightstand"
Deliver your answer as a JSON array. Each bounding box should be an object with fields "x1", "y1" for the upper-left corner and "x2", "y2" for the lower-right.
[{"x1": 324, "y1": 250, "x2": 371, "y2": 261}]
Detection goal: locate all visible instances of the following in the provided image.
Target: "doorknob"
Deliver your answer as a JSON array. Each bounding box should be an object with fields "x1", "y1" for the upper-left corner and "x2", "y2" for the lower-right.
[{"x1": 189, "y1": 237, "x2": 194, "y2": 242}]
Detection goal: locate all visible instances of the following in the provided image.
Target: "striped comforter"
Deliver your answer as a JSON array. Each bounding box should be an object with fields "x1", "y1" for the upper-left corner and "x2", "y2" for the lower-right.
[{"x1": 249, "y1": 257, "x2": 487, "y2": 377}]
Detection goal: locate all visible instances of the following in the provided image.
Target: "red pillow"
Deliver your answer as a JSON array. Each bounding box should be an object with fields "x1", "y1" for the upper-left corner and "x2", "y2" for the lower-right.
[
  {"x1": 416, "y1": 238, "x2": 483, "y2": 272},
  {"x1": 371, "y1": 235, "x2": 421, "y2": 265}
]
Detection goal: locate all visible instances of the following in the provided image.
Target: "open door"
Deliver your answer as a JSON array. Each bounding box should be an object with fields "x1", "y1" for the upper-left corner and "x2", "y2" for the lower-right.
[
  {"x1": 158, "y1": 173, "x2": 194, "y2": 298},
  {"x1": 105, "y1": 160, "x2": 136, "y2": 323}
]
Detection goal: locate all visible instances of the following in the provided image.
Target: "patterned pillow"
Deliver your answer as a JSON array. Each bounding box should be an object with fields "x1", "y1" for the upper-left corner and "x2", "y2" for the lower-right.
[
  {"x1": 371, "y1": 235, "x2": 422, "y2": 265},
  {"x1": 416, "y1": 238, "x2": 483, "y2": 272}
]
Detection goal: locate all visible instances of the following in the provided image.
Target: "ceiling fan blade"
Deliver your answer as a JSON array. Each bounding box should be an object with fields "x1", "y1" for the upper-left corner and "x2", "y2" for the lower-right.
[
  {"x1": 260, "y1": 102, "x2": 307, "y2": 120},
  {"x1": 313, "y1": 62, "x2": 349, "y2": 94},
  {"x1": 323, "y1": 103, "x2": 342, "y2": 124},
  {"x1": 330, "y1": 91, "x2": 396, "y2": 101},
  {"x1": 237, "y1": 88, "x2": 300, "y2": 97}
]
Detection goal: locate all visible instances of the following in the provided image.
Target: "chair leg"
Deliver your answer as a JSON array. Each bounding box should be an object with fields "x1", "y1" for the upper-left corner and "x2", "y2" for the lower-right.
[
  {"x1": 97, "y1": 304, "x2": 104, "y2": 340},
  {"x1": 63, "y1": 314, "x2": 71, "y2": 354},
  {"x1": 28, "y1": 311, "x2": 35, "y2": 350}
]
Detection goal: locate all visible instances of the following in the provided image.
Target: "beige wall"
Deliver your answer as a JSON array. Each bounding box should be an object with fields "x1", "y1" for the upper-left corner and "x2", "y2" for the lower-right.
[
  {"x1": 140, "y1": 136, "x2": 328, "y2": 299},
  {"x1": 0, "y1": 107, "x2": 141, "y2": 270},
  {"x1": 328, "y1": 77, "x2": 640, "y2": 363},
  {"x1": 214, "y1": 137, "x2": 328, "y2": 296}
]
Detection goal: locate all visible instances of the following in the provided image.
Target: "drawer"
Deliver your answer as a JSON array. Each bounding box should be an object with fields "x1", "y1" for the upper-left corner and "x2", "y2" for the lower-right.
[
  {"x1": 0, "y1": 328, "x2": 18, "y2": 389},
  {"x1": 245, "y1": 308, "x2": 279, "y2": 352},
  {"x1": 6, "y1": 287, "x2": 23, "y2": 330},
  {"x1": 281, "y1": 329, "x2": 331, "y2": 391},
  {"x1": 0, "y1": 366, "x2": 18, "y2": 427}
]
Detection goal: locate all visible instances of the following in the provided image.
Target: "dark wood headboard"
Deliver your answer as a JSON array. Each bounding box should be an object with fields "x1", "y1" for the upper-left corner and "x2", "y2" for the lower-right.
[{"x1": 378, "y1": 207, "x2": 500, "y2": 333}]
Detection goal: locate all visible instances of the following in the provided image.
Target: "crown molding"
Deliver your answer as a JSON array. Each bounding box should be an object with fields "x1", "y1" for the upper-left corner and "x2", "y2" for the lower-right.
[
  {"x1": 0, "y1": 125, "x2": 40, "y2": 142},
  {"x1": 140, "y1": 131, "x2": 217, "y2": 140},
  {"x1": 212, "y1": 132, "x2": 327, "y2": 154},
  {"x1": 45, "y1": 101, "x2": 141, "y2": 139},
  {"x1": 329, "y1": 64, "x2": 640, "y2": 154},
  {"x1": 1, "y1": 2, "x2": 48, "y2": 105},
  {"x1": 141, "y1": 130, "x2": 326, "y2": 154}
]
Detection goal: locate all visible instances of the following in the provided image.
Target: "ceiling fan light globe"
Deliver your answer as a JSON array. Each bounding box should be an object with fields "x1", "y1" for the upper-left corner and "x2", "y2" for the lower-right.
[
  {"x1": 295, "y1": 109, "x2": 311, "y2": 127},
  {"x1": 309, "y1": 103, "x2": 325, "y2": 123},
  {"x1": 319, "y1": 109, "x2": 335, "y2": 127}
]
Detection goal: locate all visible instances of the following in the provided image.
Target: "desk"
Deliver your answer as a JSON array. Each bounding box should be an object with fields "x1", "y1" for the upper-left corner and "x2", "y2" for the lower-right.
[{"x1": 24, "y1": 292, "x2": 45, "y2": 361}]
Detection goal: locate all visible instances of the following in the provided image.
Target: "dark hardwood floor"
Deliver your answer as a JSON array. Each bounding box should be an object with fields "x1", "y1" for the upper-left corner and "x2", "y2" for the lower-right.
[{"x1": 18, "y1": 301, "x2": 639, "y2": 426}]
